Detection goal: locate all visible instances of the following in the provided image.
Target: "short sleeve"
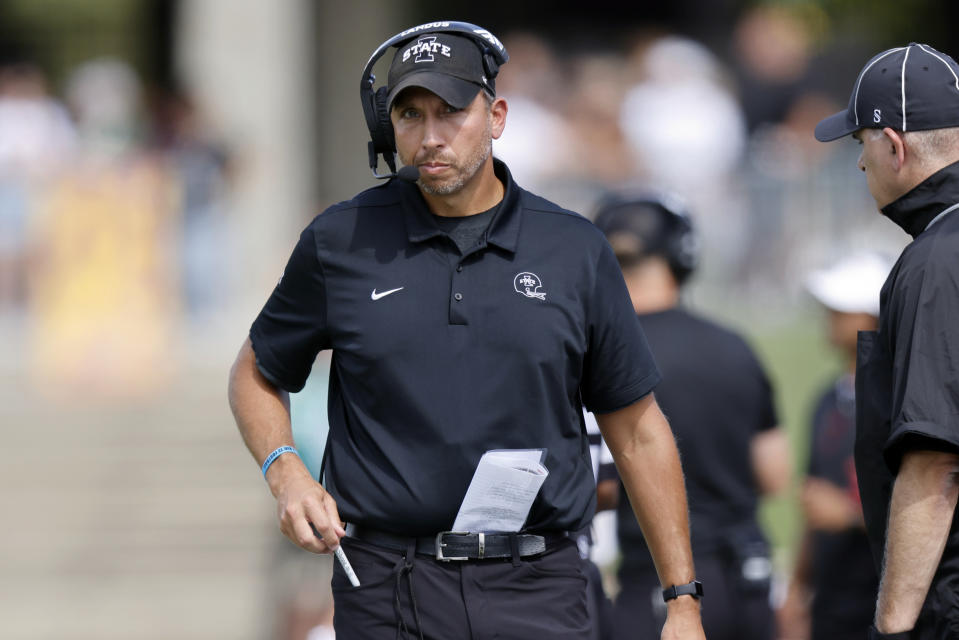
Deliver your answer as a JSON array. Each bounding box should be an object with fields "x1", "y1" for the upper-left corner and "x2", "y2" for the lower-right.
[
  {"x1": 885, "y1": 249, "x2": 959, "y2": 470},
  {"x1": 249, "y1": 224, "x2": 330, "y2": 393},
  {"x1": 580, "y1": 241, "x2": 660, "y2": 413}
]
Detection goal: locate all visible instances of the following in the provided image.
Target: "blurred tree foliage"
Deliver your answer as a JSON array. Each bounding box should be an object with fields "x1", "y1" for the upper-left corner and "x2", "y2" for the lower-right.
[
  {"x1": 0, "y1": 0, "x2": 955, "y2": 94},
  {"x1": 774, "y1": 0, "x2": 959, "y2": 53},
  {"x1": 0, "y1": 0, "x2": 167, "y2": 91}
]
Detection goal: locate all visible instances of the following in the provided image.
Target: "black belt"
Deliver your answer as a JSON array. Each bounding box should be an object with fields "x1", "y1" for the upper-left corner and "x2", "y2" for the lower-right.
[{"x1": 347, "y1": 525, "x2": 568, "y2": 561}]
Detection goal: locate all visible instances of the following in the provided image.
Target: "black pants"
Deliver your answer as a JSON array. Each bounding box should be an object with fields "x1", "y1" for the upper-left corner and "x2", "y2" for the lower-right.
[
  {"x1": 332, "y1": 536, "x2": 590, "y2": 639},
  {"x1": 612, "y1": 553, "x2": 773, "y2": 640},
  {"x1": 583, "y1": 557, "x2": 614, "y2": 640}
]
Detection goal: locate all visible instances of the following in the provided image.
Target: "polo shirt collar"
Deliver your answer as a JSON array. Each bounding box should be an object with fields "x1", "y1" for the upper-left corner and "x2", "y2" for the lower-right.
[
  {"x1": 399, "y1": 158, "x2": 522, "y2": 253},
  {"x1": 881, "y1": 159, "x2": 959, "y2": 239}
]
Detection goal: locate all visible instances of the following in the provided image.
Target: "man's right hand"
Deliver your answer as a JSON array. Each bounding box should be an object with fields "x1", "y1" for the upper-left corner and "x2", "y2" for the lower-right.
[{"x1": 265, "y1": 453, "x2": 346, "y2": 554}]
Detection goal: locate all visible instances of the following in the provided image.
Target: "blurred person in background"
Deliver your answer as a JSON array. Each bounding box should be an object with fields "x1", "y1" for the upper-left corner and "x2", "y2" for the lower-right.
[
  {"x1": 815, "y1": 43, "x2": 959, "y2": 638},
  {"x1": 619, "y1": 36, "x2": 746, "y2": 196},
  {"x1": 0, "y1": 52, "x2": 75, "y2": 315},
  {"x1": 492, "y1": 31, "x2": 576, "y2": 197},
  {"x1": 729, "y1": 4, "x2": 854, "y2": 304},
  {"x1": 28, "y1": 57, "x2": 179, "y2": 398},
  {"x1": 778, "y1": 253, "x2": 890, "y2": 640},
  {"x1": 149, "y1": 87, "x2": 235, "y2": 326},
  {"x1": 618, "y1": 35, "x2": 749, "y2": 291},
  {"x1": 730, "y1": 4, "x2": 815, "y2": 137},
  {"x1": 592, "y1": 193, "x2": 790, "y2": 640},
  {"x1": 565, "y1": 52, "x2": 634, "y2": 188}
]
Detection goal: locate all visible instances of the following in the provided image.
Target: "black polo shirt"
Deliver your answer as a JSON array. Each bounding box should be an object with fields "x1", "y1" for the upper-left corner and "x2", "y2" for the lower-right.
[
  {"x1": 250, "y1": 159, "x2": 659, "y2": 536},
  {"x1": 614, "y1": 308, "x2": 778, "y2": 574},
  {"x1": 855, "y1": 161, "x2": 959, "y2": 636}
]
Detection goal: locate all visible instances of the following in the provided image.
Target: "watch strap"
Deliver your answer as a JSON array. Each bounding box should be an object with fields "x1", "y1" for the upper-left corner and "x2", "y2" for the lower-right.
[{"x1": 662, "y1": 580, "x2": 703, "y2": 602}]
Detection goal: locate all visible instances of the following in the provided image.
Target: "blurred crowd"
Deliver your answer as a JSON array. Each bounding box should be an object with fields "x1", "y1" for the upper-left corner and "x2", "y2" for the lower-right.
[
  {"x1": 0, "y1": 50, "x2": 234, "y2": 398},
  {"x1": 492, "y1": 5, "x2": 905, "y2": 306}
]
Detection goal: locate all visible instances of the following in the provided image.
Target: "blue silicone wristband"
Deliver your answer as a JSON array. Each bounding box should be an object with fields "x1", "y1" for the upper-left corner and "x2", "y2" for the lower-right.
[{"x1": 261, "y1": 445, "x2": 299, "y2": 478}]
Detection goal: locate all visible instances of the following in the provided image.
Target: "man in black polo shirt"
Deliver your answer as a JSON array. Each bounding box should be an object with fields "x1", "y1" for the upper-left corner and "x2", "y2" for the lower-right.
[
  {"x1": 228, "y1": 22, "x2": 705, "y2": 640},
  {"x1": 591, "y1": 194, "x2": 790, "y2": 640},
  {"x1": 814, "y1": 43, "x2": 959, "y2": 639}
]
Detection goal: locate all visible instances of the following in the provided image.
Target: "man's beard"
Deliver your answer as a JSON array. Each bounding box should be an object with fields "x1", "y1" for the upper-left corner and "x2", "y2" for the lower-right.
[
  {"x1": 419, "y1": 141, "x2": 491, "y2": 195},
  {"x1": 414, "y1": 120, "x2": 493, "y2": 196}
]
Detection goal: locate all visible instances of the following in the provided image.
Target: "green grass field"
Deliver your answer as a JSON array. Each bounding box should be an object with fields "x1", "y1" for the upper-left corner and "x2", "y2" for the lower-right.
[{"x1": 748, "y1": 311, "x2": 846, "y2": 569}]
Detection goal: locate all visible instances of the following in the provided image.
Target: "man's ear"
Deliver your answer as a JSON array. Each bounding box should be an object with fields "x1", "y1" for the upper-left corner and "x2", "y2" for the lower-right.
[
  {"x1": 490, "y1": 96, "x2": 508, "y2": 140},
  {"x1": 882, "y1": 127, "x2": 906, "y2": 171}
]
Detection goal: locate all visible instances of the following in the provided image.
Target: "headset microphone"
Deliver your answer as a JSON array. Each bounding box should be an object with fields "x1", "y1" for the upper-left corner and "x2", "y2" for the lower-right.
[{"x1": 397, "y1": 165, "x2": 420, "y2": 182}]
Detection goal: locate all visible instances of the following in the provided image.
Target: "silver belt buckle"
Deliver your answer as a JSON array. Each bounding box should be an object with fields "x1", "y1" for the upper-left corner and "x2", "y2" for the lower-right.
[{"x1": 435, "y1": 531, "x2": 470, "y2": 561}]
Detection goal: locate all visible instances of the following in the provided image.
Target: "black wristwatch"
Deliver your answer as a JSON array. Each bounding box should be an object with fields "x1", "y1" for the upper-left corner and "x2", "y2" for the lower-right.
[
  {"x1": 868, "y1": 625, "x2": 911, "y2": 639},
  {"x1": 662, "y1": 580, "x2": 703, "y2": 602}
]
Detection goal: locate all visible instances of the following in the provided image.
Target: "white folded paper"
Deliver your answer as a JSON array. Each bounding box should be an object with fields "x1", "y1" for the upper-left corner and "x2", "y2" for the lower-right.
[{"x1": 452, "y1": 449, "x2": 549, "y2": 533}]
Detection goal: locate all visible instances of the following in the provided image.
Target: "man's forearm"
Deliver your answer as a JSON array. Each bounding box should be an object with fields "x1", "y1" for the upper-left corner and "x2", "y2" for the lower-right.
[
  {"x1": 228, "y1": 338, "x2": 305, "y2": 491},
  {"x1": 228, "y1": 338, "x2": 344, "y2": 552},
  {"x1": 619, "y1": 426, "x2": 694, "y2": 586},
  {"x1": 599, "y1": 396, "x2": 695, "y2": 586},
  {"x1": 597, "y1": 396, "x2": 705, "y2": 638},
  {"x1": 875, "y1": 449, "x2": 959, "y2": 633}
]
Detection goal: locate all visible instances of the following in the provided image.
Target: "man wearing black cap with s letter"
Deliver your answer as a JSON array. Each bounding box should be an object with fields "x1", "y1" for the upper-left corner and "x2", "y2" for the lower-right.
[
  {"x1": 228, "y1": 21, "x2": 705, "y2": 640},
  {"x1": 815, "y1": 43, "x2": 959, "y2": 639}
]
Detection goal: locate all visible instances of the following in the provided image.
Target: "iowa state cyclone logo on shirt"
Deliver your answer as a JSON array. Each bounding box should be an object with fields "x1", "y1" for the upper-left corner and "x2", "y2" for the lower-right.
[{"x1": 514, "y1": 272, "x2": 546, "y2": 300}]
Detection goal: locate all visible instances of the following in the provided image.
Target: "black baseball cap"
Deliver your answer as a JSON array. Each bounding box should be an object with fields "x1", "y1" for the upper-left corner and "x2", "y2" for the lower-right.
[
  {"x1": 386, "y1": 33, "x2": 493, "y2": 110},
  {"x1": 815, "y1": 43, "x2": 959, "y2": 141}
]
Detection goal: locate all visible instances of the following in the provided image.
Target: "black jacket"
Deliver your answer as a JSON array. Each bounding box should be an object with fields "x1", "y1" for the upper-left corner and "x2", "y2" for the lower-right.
[{"x1": 856, "y1": 160, "x2": 959, "y2": 639}]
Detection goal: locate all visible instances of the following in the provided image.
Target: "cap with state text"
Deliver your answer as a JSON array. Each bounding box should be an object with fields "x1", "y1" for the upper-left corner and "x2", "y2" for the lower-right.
[
  {"x1": 387, "y1": 33, "x2": 494, "y2": 111},
  {"x1": 815, "y1": 43, "x2": 959, "y2": 142}
]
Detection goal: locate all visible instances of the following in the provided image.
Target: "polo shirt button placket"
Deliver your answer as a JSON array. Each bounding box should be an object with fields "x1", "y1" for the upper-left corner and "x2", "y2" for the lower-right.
[{"x1": 449, "y1": 262, "x2": 468, "y2": 325}]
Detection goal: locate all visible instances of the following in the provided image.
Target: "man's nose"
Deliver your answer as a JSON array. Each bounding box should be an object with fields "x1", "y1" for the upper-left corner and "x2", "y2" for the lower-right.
[
  {"x1": 421, "y1": 116, "x2": 444, "y2": 149},
  {"x1": 857, "y1": 152, "x2": 866, "y2": 172}
]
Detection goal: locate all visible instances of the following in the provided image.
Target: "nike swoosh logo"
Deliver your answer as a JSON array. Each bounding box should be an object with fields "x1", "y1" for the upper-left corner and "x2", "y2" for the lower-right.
[{"x1": 371, "y1": 287, "x2": 404, "y2": 301}]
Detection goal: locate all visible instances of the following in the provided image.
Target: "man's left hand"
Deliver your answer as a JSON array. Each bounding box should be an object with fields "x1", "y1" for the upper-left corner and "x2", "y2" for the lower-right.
[{"x1": 661, "y1": 597, "x2": 706, "y2": 639}]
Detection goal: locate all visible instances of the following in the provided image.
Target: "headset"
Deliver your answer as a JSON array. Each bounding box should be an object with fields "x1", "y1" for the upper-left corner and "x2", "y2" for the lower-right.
[
  {"x1": 360, "y1": 21, "x2": 509, "y2": 178},
  {"x1": 592, "y1": 191, "x2": 700, "y2": 284}
]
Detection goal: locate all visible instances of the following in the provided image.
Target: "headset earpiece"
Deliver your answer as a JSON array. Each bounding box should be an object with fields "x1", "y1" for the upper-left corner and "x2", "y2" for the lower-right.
[{"x1": 370, "y1": 86, "x2": 395, "y2": 173}]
